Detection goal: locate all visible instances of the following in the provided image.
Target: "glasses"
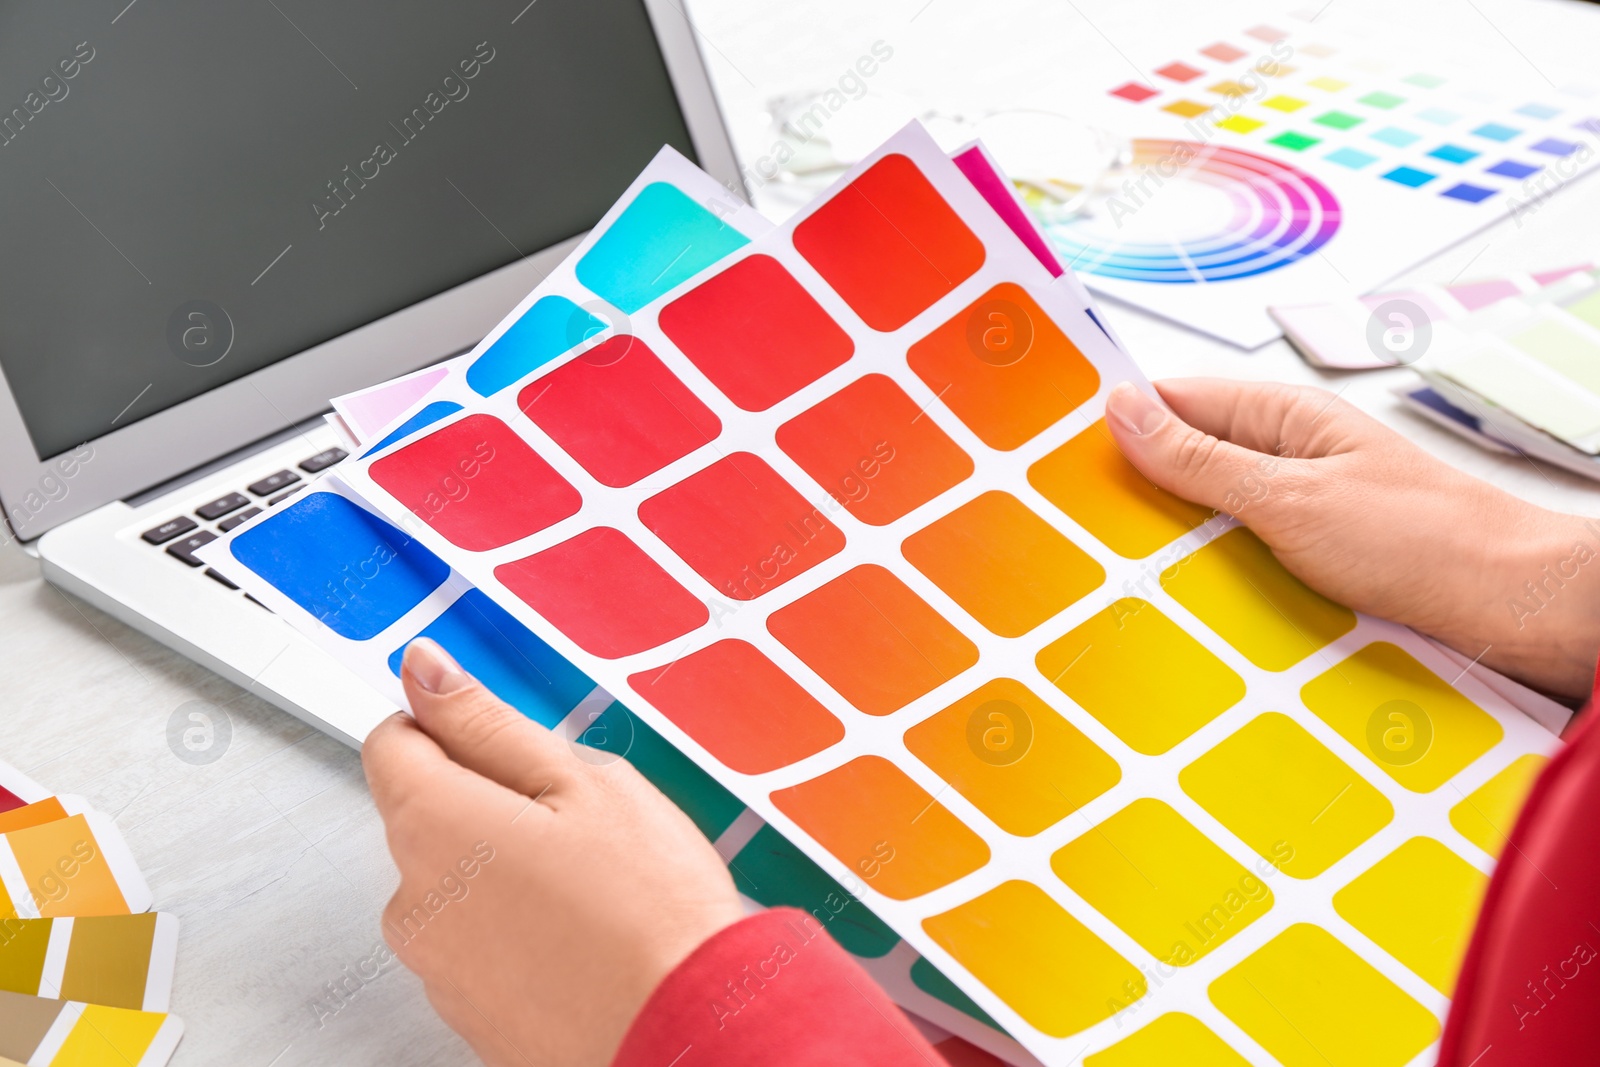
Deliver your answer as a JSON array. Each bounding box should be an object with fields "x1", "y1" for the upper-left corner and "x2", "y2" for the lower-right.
[{"x1": 758, "y1": 95, "x2": 1134, "y2": 219}]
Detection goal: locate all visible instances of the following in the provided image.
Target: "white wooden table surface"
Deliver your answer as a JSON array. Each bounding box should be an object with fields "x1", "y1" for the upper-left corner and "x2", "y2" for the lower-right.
[{"x1": 2, "y1": 1, "x2": 1597, "y2": 1063}]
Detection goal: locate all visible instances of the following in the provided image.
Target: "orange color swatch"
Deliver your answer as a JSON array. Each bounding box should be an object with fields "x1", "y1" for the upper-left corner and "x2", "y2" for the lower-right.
[
  {"x1": 767, "y1": 564, "x2": 979, "y2": 715},
  {"x1": 771, "y1": 755, "x2": 989, "y2": 899},
  {"x1": 907, "y1": 282, "x2": 1101, "y2": 450},
  {"x1": 6, "y1": 815, "x2": 130, "y2": 918},
  {"x1": 903, "y1": 678, "x2": 1121, "y2": 836},
  {"x1": 902, "y1": 491, "x2": 1105, "y2": 637},
  {"x1": 629, "y1": 640, "x2": 845, "y2": 774},
  {"x1": 776, "y1": 374, "x2": 973, "y2": 525},
  {"x1": 1028, "y1": 419, "x2": 1214, "y2": 558}
]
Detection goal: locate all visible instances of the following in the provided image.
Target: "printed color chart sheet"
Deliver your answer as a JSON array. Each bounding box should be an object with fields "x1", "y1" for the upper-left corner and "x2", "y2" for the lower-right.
[{"x1": 215, "y1": 124, "x2": 1556, "y2": 1066}]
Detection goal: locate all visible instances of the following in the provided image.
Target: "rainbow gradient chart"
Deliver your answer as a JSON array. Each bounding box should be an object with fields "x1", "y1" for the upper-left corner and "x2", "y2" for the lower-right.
[
  {"x1": 1038, "y1": 15, "x2": 1600, "y2": 348},
  {"x1": 1034, "y1": 139, "x2": 1341, "y2": 283}
]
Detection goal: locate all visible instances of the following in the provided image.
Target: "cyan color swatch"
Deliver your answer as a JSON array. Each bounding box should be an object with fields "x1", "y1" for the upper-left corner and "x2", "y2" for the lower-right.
[
  {"x1": 1371, "y1": 127, "x2": 1420, "y2": 147},
  {"x1": 467, "y1": 296, "x2": 603, "y2": 397},
  {"x1": 234, "y1": 493, "x2": 449, "y2": 640},
  {"x1": 1383, "y1": 166, "x2": 1437, "y2": 188},
  {"x1": 1427, "y1": 144, "x2": 1480, "y2": 164},
  {"x1": 576, "y1": 182, "x2": 750, "y2": 314},
  {"x1": 1327, "y1": 147, "x2": 1379, "y2": 169},
  {"x1": 1472, "y1": 123, "x2": 1521, "y2": 142},
  {"x1": 388, "y1": 588, "x2": 594, "y2": 727}
]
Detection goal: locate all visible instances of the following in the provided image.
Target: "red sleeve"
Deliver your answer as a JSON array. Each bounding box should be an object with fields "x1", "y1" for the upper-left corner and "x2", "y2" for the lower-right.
[
  {"x1": 1437, "y1": 665, "x2": 1600, "y2": 1066},
  {"x1": 612, "y1": 907, "x2": 945, "y2": 1067}
]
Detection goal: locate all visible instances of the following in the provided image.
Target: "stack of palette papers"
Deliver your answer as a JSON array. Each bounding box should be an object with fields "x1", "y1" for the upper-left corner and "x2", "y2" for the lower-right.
[
  {"x1": 201, "y1": 122, "x2": 1571, "y2": 1067},
  {"x1": 0, "y1": 760, "x2": 181, "y2": 1067},
  {"x1": 1273, "y1": 264, "x2": 1600, "y2": 482}
]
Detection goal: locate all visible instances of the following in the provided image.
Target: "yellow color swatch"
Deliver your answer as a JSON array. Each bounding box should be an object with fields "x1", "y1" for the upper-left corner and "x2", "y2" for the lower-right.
[
  {"x1": 1085, "y1": 1012, "x2": 1251, "y2": 1067},
  {"x1": 1052, "y1": 799, "x2": 1272, "y2": 966},
  {"x1": 5, "y1": 815, "x2": 130, "y2": 918},
  {"x1": 1301, "y1": 642, "x2": 1503, "y2": 792},
  {"x1": 1210, "y1": 924, "x2": 1439, "y2": 1067},
  {"x1": 1217, "y1": 116, "x2": 1266, "y2": 133},
  {"x1": 1263, "y1": 94, "x2": 1308, "y2": 112},
  {"x1": 1333, "y1": 836, "x2": 1488, "y2": 994},
  {"x1": 903, "y1": 678, "x2": 1121, "y2": 837},
  {"x1": 1449, "y1": 754, "x2": 1548, "y2": 857},
  {"x1": 1307, "y1": 76, "x2": 1350, "y2": 91},
  {"x1": 1027, "y1": 419, "x2": 1214, "y2": 559},
  {"x1": 902, "y1": 491, "x2": 1105, "y2": 637},
  {"x1": 1209, "y1": 80, "x2": 1250, "y2": 97},
  {"x1": 1161, "y1": 528, "x2": 1356, "y2": 670},
  {"x1": 1163, "y1": 100, "x2": 1212, "y2": 118},
  {"x1": 923, "y1": 880, "x2": 1144, "y2": 1037},
  {"x1": 1038, "y1": 598, "x2": 1245, "y2": 755},
  {"x1": 52, "y1": 1004, "x2": 168, "y2": 1067},
  {"x1": 1180, "y1": 713, "x2": 1393, "y2": 878}
]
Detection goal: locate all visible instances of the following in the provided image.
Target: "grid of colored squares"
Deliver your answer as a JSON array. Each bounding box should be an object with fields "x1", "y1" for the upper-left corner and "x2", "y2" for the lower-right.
[
  {"x1": 310, "y1": 128, "x2": 1560, "y2": 1067},
  {"x1": 1104, "y1": 26, "x2": 1597, "y2": 208}
]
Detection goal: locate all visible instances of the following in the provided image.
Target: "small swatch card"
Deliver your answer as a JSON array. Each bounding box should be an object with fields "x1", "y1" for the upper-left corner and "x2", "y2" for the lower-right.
[
  {"x1": 0, "y1": 762, "x2": 49, "y2": 815},
  {"x1": 0, "y1": 989, "x2": 182, "y2": 1067},
  {"x1": 208, "y1": 121, "x2": 1560, "y2": 1066},
  {"x1": 0, "y1": 914, "x2": 179, "y2": 1012}
]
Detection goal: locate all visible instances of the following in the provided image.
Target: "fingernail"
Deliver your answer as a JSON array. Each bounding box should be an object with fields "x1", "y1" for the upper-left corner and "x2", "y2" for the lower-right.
[
  {"x1": 1106, "y1": 382, "x2": 1167, "y2": 436},
  {"x1": 404, "y1": 638, "x2": 470, "y2": 694}
]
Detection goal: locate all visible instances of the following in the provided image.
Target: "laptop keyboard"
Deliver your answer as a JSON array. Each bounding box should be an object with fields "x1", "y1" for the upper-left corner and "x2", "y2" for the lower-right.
[{"x1": 138, "y1": 446, "x2": 348, "y2": 607}]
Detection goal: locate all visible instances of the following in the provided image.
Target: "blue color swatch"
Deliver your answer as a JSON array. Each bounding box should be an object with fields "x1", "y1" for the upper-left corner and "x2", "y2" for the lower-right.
[
  {"x1": 1427, "y1": 144, "x2": 1479, "y2": 164},
  {"x1": 1326, "y1": 147, "x2": 1378, "y2": 169},
  {"x1": 233, "y1": 493, "x2": 449, "y2": 640},
  {"x1": 1531, "y1": 137, "x2": 1580, "y2": 157},
  {"x1": 1383, "y1": 165, "x2": 1437, "y2": 188},
  {"x1": 1472, "y1": 123, "x2": 1521, "y2": 142},
  {"x1": 364, "y1": 401, "x2": 462, "y2": 456},
  {"x1": 1487, "y1": 160, "x2": 1541, "y2": 179},
  {"x1": 387, "y1": 589, "x2": 594, "y2": 727},
  {"x1": 576, "y1": 182, "x2": 750, "y2": 314},
  {"x1": 1441, "y1": 182, "x2": 1497, "y2": 203},
  {"x1": 1515, "y1": 103, "x2": 1560, "y2": 120},
  {"x1": 1371, "y1": 126, "x2": 1420, "y2": 147},
  {"x1": 466, "y1": 296, "x2": 603, "y2": 397}
]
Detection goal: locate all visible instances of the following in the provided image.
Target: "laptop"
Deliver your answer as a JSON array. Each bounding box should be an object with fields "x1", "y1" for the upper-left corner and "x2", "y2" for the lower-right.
[{"x1": 1, "y1": 0, "x2": 743, "y2": 746}]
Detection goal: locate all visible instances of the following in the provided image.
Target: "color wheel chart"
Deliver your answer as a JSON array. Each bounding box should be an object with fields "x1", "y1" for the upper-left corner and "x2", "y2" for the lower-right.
[
  {"x1": 1042, "y1": 13, "x2": 1600, "y2": 348},
  {"x1": 1034, "y1": 139, "x2": 1341, "y2": 283}
]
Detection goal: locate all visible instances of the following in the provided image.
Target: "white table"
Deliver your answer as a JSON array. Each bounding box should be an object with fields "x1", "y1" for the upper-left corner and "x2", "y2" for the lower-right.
[{"x1": 3, "y1": 1, "x2": 1597, "y2": 1063}]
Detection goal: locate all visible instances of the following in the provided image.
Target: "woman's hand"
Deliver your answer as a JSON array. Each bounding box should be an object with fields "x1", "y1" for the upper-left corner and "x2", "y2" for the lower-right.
[
  {"x1": 1105, "y1": 378, "x2": 1600, "y2": 700},
  {"x1": 362, "y1": 639, "x2": 744, "y2": 1067}
]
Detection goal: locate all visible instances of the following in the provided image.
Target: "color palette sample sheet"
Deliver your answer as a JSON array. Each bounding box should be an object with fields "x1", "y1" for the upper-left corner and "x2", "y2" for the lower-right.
[
  {"x1": 206, "y1": 122, "x2": 1560, "y2": 1066},
  {"x1": 1039, "y1": 11, "x2": 1600, "y2": 348},
  {"x1": 0, "y1": 989, "x2": 182, "y2": 1067}
]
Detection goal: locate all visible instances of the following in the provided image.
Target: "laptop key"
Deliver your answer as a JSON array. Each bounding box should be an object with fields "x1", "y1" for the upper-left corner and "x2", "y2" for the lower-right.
[
  {"x1": 248, "y1": 470, "x2": 300, "y2": 496},
  {"x1": 217, "y1": 507, "x2": 262, "y2": 533},
  {"x1": 195, "y1": 492, "x2": 250, "y2": 521},
  {"x1": 141, "y1": 516, "x2": 197, "y2": 545},
  {"x1": 204, "y1": 567, "x2": 239, "y2": 590},
  {"x1": 166, "y1": 530, "x2": 217, "y2": 567},
  {"x1": 268, "y1": 485, "x2": 305, "y2": 506},
  {"x1": 299, "y1": 447, "x2": 348, "y2": 473}
]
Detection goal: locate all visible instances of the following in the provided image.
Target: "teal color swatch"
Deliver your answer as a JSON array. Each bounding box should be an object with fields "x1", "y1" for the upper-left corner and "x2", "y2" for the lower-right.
[
  {"x1": 576, "y1": 182, "x2": 749, "y2": 313},
  {"x1": 584, "y1": 703, "x2": 746, "y2": 840},
  {"x1": 729, "y1": 824, "x2": 899, "y2": 958},
  {"x1": 910, "y1": 957, "x2": 1004, "y2": 1031}
]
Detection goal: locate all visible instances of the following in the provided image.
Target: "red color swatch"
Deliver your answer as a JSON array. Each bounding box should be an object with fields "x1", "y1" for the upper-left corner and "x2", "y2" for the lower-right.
[
  {"x1": 0, "y1": 786, "x2": 24, "y2": 813},
  {"x1": 1246, "y1": 24, "x2": 1288, "y2": 42},
  {"x1": 775, "y1": 374, "x2": 972, "y2": 526},
  {"x1": 370, "y1": 413, "x2": 580, "y2": 551},
  {"x1": 1201, "y1": 42, "x2": 1247, "y2": 62},
  {"x1": 792, "y1": 153, "x2": 986, "y2": 333},
  {"x1": 658, "y1": 255, "x2": 854, "y2": 411},
  {"x1": 517, "y1": 336, "x2": 720, "y2": 487},
  {"x1": 495, "y1": 527, "x2": 707, "y2": 658},
  {"x1": 638, "y1": 453, "x2": 845, "y2": 601},
  {"x1": 1110, "y1": 82, "x2": 1159, "y2": 103},
  {"x1": 629, "y1": 640, "x2": 845, "y2": 773},
  {"x1": 1156, "y1": 61, "x2": 1204, "y2": 83},
  {"x1": 767, "y1": 564, "x2": 978, "y2": 716}
]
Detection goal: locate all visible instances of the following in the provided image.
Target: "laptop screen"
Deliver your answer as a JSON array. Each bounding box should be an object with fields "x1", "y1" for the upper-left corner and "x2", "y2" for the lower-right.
[{"x1": 0, "y1": 0, "x2": 699, "y2": 460}]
